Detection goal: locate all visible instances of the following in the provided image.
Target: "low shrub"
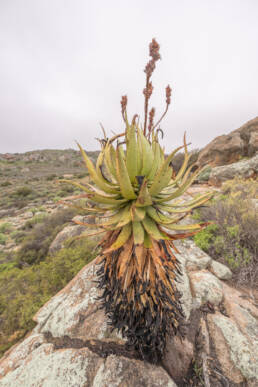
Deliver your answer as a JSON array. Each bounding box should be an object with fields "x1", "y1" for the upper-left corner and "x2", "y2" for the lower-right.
[
  {"x1": 197, "y1": 166, "x2": 212, "y2": 182},
  {"x1": 11, "y1": 198, "x2": 28, "y2": 209},
  {"x1": 22, "y1": 213, "x2": 47, "y2": 230},
  {"x1": 0, "y1": 223, "x2": 13, "y2": 234},
  {"x1": 193, "y1": 178, "x2": 258, "y2": 286},
  {"x1": 56, "y1": 186, "x2": 76, "y2": 197},
  {"x1": 10, "y1": 230, "x2": 27, "y2": 244},
  {"x1": 16, "y1": 208, "x2": 77, "y2": 265},
  {"x1": 30, "y1": 207, "x2": 40, "y2": 215},
  {"x1": 0, "y1": 234, "x2": 7, "y2": 245},
  {"x1": 193, "y1": 224, "x2": 218, "y2": 251},
  {"x1": 0, "y1": 262, "x2": 16, "y2": 273},
  {"x1": 12, "y1": 186, "x2": 33, "y2": 197},
  {"x1": 0, "y1": 181, "x2": 12, "y2": 187},
  {"x1": 53, "y1": 196, "x2": 62, "y2": 203},
  {"x1": 38, "y1": 206, "x2": 46, "y2": 212},
  {"x1": 46, "y1": 174, "x2": 57, "y2": 181}
]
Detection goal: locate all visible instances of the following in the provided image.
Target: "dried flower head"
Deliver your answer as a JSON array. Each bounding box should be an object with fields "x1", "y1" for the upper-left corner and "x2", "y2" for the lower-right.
[
  {"x1": 143, "y1": 39, "x2": 161, "y2": 134},
  {"x1": 166, "y1": 85, "x2": 172, "y2": 105},
  {"x1": 143, "y1": 81, "x2": 153, "y2": 100},
  {"x1": 148, "y1": 107, "x2": 155, "y2": 132},
  {"x1": 144, "y1": 59, "x2": 156, "y2": 77},
  {"x1": 121, "y1": 95, "x2": 128, "y2": 122},
  {"x1": 149, "y1": 38, "x2": 161, "y2": 61},
  {"x1": 121, "y1": 95, "x2": 127, "y2": 113}
]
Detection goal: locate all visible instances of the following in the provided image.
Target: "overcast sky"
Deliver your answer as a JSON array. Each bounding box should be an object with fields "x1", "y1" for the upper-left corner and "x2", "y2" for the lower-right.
[{"x1": 0, "y1": 0, "x2": 258, "y2": 153}]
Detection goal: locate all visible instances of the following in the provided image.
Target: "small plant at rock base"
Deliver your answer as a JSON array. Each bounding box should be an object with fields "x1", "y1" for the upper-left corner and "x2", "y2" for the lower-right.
[
  {"x1": 197, "y1": 165, "x2": 212, "y2": 182},
  {"x1": 193, "y1": 224, "x2": 218, "y2": 251},
  {"x1": 62, "y1": 39, "x2": 213, "y2": 363}
]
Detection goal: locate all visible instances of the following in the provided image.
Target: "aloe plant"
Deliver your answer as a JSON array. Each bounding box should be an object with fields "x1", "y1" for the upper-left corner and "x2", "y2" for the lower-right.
[{"x1": 62, "y1": 39, "x2": 213, "y2": 362}]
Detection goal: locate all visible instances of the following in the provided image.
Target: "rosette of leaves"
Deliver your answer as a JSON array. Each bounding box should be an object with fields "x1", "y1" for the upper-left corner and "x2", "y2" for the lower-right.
[{"x1": 61, "y1": 39, "x2": 213, "y2": 363}]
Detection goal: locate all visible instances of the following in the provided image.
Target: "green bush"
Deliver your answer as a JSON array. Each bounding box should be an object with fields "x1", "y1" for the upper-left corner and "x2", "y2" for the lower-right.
[
  {"x1": 10, "y1": 230, "x2": 27, "y2": 244},
  {"x1": 193, "y1": 224, "x2": 218, "y2": 251},
  {"x1": 30, "y1": 207, "x2": 39, "y2": 215},
  {"x1": 56, "y1": 186, "x2": 76, "y2": 197},
  {"x1": 0, "y1": 222, "x2": 13, "y2": 234},
  {"x1": 16, "y1": 208, "x2": 76, "y2": 265},
  {"x1": 0, "y1": 262, "x2": 16, "y2": 273},
  {"x1": 0, "y1": 237, "x2": 97, "y2": 356},
  {"x1": 11, "y1": 198, "x2": 28, "y2": 209},
  {"x1": 22, "y1": 213, "x2": 47, "y2": 230},
  {"x1": 197, "y1": 166, "x2": 212, "y2": 182},
  {"x1": 0, "y1": 181, "x2": 12, "y2": 187},
  {"x1": 46, "y1": 174, "x2": 57, "y2": 181},
  {"x1": 12, "y1": 186, "x2": 33, "y2": 197},
  {"x1": 53, "y1": 196, "x2": 62, "y2": 203},
  {"x1": 0, "y1": 234, "x2": 7, "y2": 245},
  {"x1": 38, "y1": 206, "x2": 46, "y2": 212},
  {"x1": 193, "y1": 178, "x2": 258, "y2": 286}
]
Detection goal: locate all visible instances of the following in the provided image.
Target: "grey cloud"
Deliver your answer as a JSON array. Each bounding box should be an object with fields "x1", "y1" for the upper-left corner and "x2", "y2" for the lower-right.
[{"x1": 0, "y1": 0, "x2": 258, "y2": 153}]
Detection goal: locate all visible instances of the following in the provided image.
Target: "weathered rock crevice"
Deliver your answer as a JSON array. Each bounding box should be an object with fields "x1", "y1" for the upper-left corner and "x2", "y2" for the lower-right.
[{"x1": 43, "y1": 332, "x2": 141, "y2": 361}]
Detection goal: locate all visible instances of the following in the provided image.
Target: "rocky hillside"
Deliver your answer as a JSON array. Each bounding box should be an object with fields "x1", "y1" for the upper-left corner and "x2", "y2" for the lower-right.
[
  {"x1": 0, "y1": 148, "x2": 99, "y2": 218},
  {"x1": 0, "y1": 240, "x2": 257, "y2": 386},
  {"x1": 0, "y1": 120, "x2": 257, "y2": 386},
  {"x1": 0, "y1": 148, "x2": 100, "y2": 256},
  {"x1": 0, "y1": 149, "x2": 99, "y2": 164},
  {"x1": 0, "y1": 182, "x2": 257, "y2": 386},
  {"x1": 197, "y1": 116, "x2": 258, "y2": 167}
]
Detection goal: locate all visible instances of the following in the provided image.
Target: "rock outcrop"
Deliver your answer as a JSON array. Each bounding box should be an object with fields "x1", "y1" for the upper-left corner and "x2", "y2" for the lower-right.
[
  {"x1": 0, "y1": 240, "x2": 257, "y2": 387},
  {"x1": 208, "y1": 153, "x2": 258, "y2": 186},
  {"x1": 48, "y1": 215, "x2": 99, "y2": 255},
  {"x1": 197, "y1": 117, "x2": 258, "y2": 167},
  {"x1": 48, "y1": 224, "x2": 86, "y2": 255}
]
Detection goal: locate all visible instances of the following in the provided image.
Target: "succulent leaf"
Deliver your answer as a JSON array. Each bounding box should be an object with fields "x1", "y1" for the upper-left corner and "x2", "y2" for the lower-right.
[
  {"x1": 116, "y1": 145, "x2": 137, "y2": 200},
  {"x1": 126, "y1": 125, "x2": 138, "y2": 182},
  {"x1": 133, "y1": 221, "x2": 145, "y2": 244}
]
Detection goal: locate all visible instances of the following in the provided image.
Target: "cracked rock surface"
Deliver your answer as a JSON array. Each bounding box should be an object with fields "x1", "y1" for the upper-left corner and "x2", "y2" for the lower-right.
[
  {"x1": 209, "y1": 153, "x2": 258, "y2": 185},
  {"x1": 0, "y1": 240, "x2": 257, "y2": 387}
]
